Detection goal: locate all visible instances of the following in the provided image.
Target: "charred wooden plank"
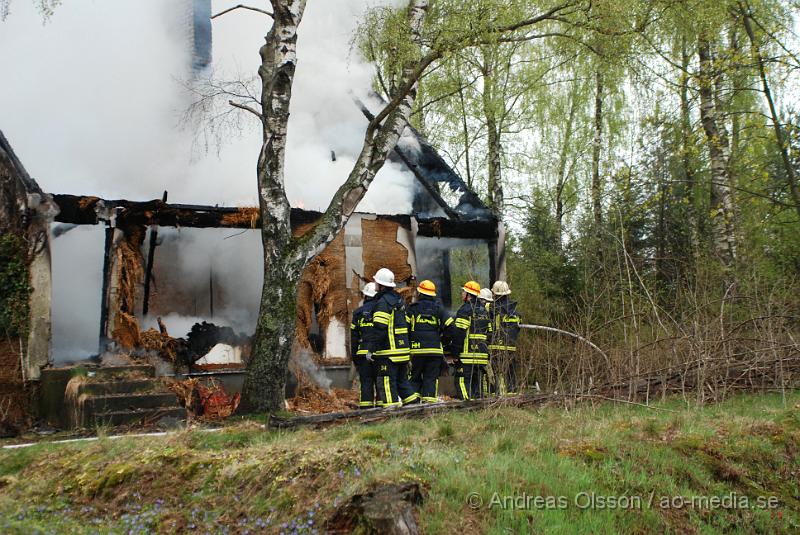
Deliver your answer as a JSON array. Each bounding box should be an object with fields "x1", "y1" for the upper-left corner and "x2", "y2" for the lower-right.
[
  {"x1": 52, "y1": 194, "x2": 325, "y2": 230},
  {"x1": 52, "y1": 195, "x2": 498, "y2": 241},
  {"x1": 416, "y1": 217, "x2": 497, "y2": 240}
]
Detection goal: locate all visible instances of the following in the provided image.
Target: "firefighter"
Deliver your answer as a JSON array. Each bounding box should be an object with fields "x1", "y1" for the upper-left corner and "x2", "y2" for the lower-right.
[
  {"x1": 350, "y1": 282, "x2": 378, "y2": 409},
  {"x1": 407, "y1": 280, "x2": 452, "y2": 403},
  {"x1": 478, "y1": 288, "x2": 496, "y2": 396},
  {"x1": 363, "y1": 268, "x2": 420, "y2": 408},
  {"x1": 489, "y1": 280, "x2": 522, "y2": 395},
  {"x1": 448, "y1": 280, "x2": 490, "y2": 400}
]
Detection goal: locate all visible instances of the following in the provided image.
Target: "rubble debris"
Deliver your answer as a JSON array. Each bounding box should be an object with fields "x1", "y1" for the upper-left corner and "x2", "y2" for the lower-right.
[
  {"x1": 286, "y1": 353, "x2": 357, "y2": 413},
  {"x1": 167, "y1": 377, "x2": 201, "y2": 414},
  {"x1": 112, "y1": 315, "x2": 248, "y2": 369},
  {"x1": 167, "y1": 378, "x2": 240, "y2": 421},
  {"x1": 286, "y1": 386, "x2": 358, "y2": 414},
  {"x1": 139, "y1": 327, "x2": 185, "y2": 363},
  {"x1": 197, "y1": 380, "x2": 241, "y2": 420},
  {"x1": 327, "y1": 483, "x2": 423, "y2": 535},
  {"x1": 187, "y1": 322, "x2": 247, "y2": 359},
  {"x1": 295, "y1": 232, "x2": 347, "y2": 360},
  {"x1": 112, "y1": 312, "x2": 188, "y2": 364}
]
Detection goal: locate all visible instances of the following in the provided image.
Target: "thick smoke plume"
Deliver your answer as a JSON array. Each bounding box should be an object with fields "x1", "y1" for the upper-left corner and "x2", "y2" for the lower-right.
[
  {"x1": 0, "y1": 0, "x2": 414, "y2": 211},
  {"x1": 1, "y1": 1, "x2": 416, "y2": 360}
]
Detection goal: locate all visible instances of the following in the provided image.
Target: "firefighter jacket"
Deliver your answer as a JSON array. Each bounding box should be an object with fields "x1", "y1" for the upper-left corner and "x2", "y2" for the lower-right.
[
  {"x1": 407, "y1": 295, "x2": 453, "y2": 357},
  {"x1": 488, "y1": 296, "x2": 521, "y2": 352},
  {"x1": 350, "y1": 299, "x2": 376, "y2": 360},
  {"x1": 362, "y1": 289, "x2": 410, "y2": 362},
  {"x1": 448, "y1": 298, "x2": 490, "y2": 365}
]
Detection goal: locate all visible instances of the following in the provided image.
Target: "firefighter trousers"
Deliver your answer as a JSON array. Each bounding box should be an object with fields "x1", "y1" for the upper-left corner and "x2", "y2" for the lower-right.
[
  {"x1": 410, "y1": 355, "x2": 440, "y2": 402},
  {"x1": 453, "y1": 363, "x2": 484, "y2": 400},
  {"x1": 353, "y1": 357, "x2": 377, "y2": 408},
  {"x1": 375, "y1": 358, "x2": 399, "y2": 407},
  {"x1": 376, "y1": 359, "x2": 419, "y2": 406},
  {"x1": 396, "y1": 361, "x2": 420, "y2": 404}
]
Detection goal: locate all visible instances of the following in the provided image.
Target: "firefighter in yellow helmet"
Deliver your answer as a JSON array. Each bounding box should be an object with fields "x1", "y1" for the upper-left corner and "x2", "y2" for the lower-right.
[
  {"x1": 407, "y1": 280, "x2": 452, "y2": 403},
  {"x1": 446, "y1": 280, "x2": 490, "y2": 399}
]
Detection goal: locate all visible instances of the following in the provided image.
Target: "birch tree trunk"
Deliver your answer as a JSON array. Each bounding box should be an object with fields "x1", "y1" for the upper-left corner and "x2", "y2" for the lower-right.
[
  {"x1": 244, "y1": 0, "x2": 308, "y2": 412},
  {"x1": 554, "y1": 79, "x2": 578, "y2": 248},
  {"x1": 482, "y1": 62, "x2": 504, "y2": 220},
  {"x1": 244, "y1": 0, "x2": 430, "y2": 412},
  {"x1": 591, "y1": 69, "x2": 603, "y2": 228},
  {"x1": 680, "y1": 37, "x2": 699, "y2": 256},
  {"x1": 697, "y1": 36, "x2": 737, "y2": 266},
  {"x1": 741, "y1": 8, "x2": 800, "y2": 219}
]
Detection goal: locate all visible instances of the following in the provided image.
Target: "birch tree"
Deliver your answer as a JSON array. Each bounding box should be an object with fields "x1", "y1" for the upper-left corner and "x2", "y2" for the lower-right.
[{"x1": 238, "y1": 0, "x2": 581, "y2": 411}]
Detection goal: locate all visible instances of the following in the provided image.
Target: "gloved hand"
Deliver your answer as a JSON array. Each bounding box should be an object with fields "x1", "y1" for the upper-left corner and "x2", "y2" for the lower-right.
[{"x1": 365, "y1": 351, "x2": 374, "y2": 362}]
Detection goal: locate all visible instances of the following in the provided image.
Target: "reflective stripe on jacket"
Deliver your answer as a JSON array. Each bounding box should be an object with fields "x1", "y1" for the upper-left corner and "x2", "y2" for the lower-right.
[
  {"x1": 488, "y1": 297, "x2": 521, "y2": 351},
  {"x1": 350, "y1": 299, "x2": 376, "y2": 359},
  {"x1": 407, "y1": 295, "x2": 451, "y2": 356},
  {"x1": 447, "y1": 299, "x2": 490, "y2": 364},
  {"x1": 363, "y1": 289, "x2": 410, "y2": 362}
]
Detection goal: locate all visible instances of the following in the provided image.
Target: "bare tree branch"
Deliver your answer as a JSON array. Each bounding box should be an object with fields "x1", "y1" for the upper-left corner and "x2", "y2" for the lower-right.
[
  {"x1": 229, "y1": 99, "x2": 264, "y2": 119},
  {"x1": 212, "y1": 4, "x2": 273, "y2": 20}
]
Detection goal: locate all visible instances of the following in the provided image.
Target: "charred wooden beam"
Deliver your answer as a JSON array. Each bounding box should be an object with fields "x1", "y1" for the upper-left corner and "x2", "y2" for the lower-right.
[
  {"x1": 416, "y1": 217, "x2": 497, "y2": 240},
  {"x1": 52, "y1": 195, "x2": 497, "y2": 241},
  {"x1": 98, "y1": 226, "x2": 115, "y2": 349},
  {"x1": 142, "y1": 191, "x2": 168, "y2": 316},
  {"x1": 52, "y1": 194, "x2": 324, "y2": 230}
]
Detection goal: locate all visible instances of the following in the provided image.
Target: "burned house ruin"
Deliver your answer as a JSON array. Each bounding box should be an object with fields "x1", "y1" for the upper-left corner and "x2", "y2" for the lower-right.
[{"x1": 1, "y1": 123, "x2": 503, "y2": 428}]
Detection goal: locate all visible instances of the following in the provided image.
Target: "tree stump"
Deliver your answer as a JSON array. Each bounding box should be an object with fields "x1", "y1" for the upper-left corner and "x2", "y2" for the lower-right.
[{"x1": 326, "y1": 483, "x2": 423, "y2": 535}]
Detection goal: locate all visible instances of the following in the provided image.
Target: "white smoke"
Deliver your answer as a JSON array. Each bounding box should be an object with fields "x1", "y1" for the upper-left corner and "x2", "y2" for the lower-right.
[
  {"x1": 1, "y1": 0, "x2": 417, "y2": 360},
  {"x1": 0, "y1": 0, "x2": 414, "y2": 212},
  {"x1": 49, "y1": 224, "x2": 106, "y2": 363}
]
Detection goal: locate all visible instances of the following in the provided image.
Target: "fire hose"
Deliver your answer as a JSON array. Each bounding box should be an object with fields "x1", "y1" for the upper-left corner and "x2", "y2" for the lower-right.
[{"x1": 519, "y1": 324, "x2": 610, "y2": 366}]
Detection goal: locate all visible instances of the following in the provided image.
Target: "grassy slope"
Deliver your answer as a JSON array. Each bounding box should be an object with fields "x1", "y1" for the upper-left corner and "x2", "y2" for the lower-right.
[{"x1": 0, "y1": 393, "x2": 798, "y2": 534}]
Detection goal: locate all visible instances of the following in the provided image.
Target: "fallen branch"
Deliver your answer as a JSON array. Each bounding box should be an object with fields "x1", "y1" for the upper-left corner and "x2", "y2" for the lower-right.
[
  {"x1": 520, "y1": 324, "x2": 611, "y2": 367},
  {"x1": 268, "y1": 393, "x2": 557, "y2": 429},
  {"x1": 582, "y1": 395, "x2": 679, "y2": 413}
]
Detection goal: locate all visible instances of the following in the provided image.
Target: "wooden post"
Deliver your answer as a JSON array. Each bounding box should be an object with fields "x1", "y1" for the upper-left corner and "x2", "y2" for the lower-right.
[{"x1": 142, "y1": 191, "x2": 167, "y2": 316}]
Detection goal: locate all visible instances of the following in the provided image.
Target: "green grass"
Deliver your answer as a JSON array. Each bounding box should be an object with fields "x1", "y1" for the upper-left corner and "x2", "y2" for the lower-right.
[{"x1": 0, "y1": 393, "x2": 798, "y2": 534}]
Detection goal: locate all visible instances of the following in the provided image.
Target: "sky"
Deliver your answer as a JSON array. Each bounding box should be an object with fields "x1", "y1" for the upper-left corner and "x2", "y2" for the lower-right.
[{"x1": 0, "y1": 0, "x2": 415, "y2": 213}]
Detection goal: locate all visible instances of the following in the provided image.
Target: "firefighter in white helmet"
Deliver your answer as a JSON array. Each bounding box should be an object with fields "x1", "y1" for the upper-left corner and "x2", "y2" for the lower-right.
[
  {"x1": 362, "y1": 268, "x2": 420, "y2": 407},
  {"x1": 489, "y1": 280, "x2": 521, "y2": 395},
  {"x1": 350, "y1": 282, "x2": 378, "y2": 408}
]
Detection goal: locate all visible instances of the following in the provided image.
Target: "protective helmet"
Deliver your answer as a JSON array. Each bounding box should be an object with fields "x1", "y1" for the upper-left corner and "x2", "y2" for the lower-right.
[
  {"x1": 479, "y1": 288, "x2": 494, "y2": 302},
  {"x1": 362, "y1": 282, "x2": 378, "y2": 297},
  {"x1": 491, "y1": 280, "x2": 511, "y2": 296},
  {"x1": 417, "y1": 279, "x2": 436, "y2": 297},
  {"x1": 373, "y1": 267, "x2": 396, "y2": 288},
  {"x1": 462, "y1": 280, "x2": 481, "y2": 296}
]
